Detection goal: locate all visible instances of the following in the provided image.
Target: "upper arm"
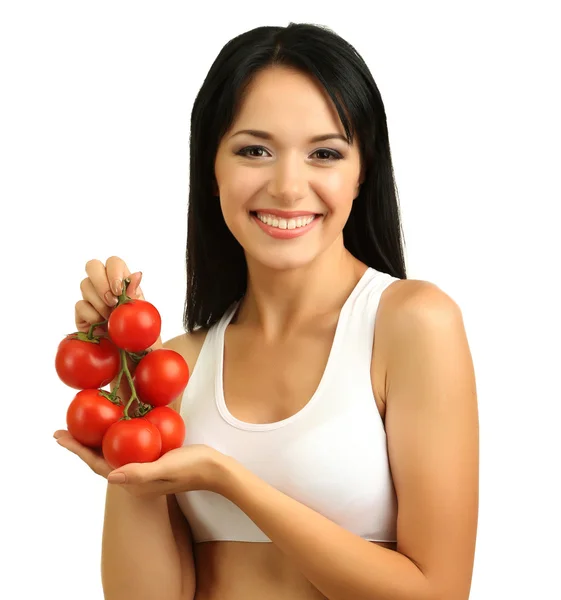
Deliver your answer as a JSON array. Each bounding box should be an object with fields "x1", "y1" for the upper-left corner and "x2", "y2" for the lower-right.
[
  {"x1": 384, "y1": 282, "x2": 479, "y2": 600},
  {"x1": 163, "y1": 334, "x2": 190, "y2": 414},
  {"x1": 163, "y1": 329, "x2": 208, "y2": 413}
]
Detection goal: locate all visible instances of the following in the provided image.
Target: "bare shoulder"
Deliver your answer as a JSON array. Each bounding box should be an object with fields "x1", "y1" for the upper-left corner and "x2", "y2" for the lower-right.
[
  {"x1": 377, "y1": 278, "x2": 462, "y2": 346},
  {"x1": 162, "y1": 328, "x2": 210, "y2": 413},
  {"x1": 163, "y1": 327, "x2": 209, "y2": 368},
  {"x1": 379, "y1": 277, "x2": 459, "y2": 316},
  {"x1": 373, "y1": 279, "x2": 455, "y2": 405},
  {"x1": 377, "y1": 277, "x2": 466, "y2": 396}
]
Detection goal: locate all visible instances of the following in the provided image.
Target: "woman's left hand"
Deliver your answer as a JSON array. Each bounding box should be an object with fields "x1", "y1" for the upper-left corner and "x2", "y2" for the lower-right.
[{"x1": 106, "y1": 444, "x2": 229, "y2": 498}]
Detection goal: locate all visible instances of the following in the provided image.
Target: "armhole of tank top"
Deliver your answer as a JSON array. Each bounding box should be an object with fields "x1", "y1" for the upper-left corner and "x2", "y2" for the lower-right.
[
  {"x1": 366, "y1": 274, "x2": 402, "y2": 422},
  {"x1": 185, "y1": 326, "x2": 215, "y2": 389},
  {"x1": 179, "y1": 303, "x2": 239, "y2": 415}
]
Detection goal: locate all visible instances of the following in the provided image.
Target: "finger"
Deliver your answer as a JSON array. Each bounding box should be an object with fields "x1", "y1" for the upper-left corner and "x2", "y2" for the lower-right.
[
  {"x1": 53, "y1": 430, "x2": 70, "y2": 439},
  {"x1": 84, "y1": 257, "x2": 129, "y2": 308},
  {"x1": 79, "y1": 277, "x2": 115, "y2": 318},
  {"x1": 105, "y1": 256, "x2": 132, "y2": 298},
  {"x1": 84, "y1": 258, "x2": 119, "y2": 308},
  {"x1": 127, "y1": 271, "x2": 144, "y2": 300},
  {"x1": 109, "y1": 460, "x2": 173, "y2": 486},
  {"x1": 74, "y1": 299, "x2": 105, "y2": 333}
]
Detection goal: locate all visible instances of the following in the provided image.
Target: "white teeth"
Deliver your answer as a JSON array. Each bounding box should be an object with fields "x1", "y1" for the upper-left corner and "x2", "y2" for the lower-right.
[{"x1": 255, "y1": 212, "x2": 316, "y2": 229}]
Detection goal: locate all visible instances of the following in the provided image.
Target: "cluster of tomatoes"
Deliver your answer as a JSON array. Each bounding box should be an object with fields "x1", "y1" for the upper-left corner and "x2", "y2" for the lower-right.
[{"x1": 55, "y1": 278, "x2": 189, "y2": 469}]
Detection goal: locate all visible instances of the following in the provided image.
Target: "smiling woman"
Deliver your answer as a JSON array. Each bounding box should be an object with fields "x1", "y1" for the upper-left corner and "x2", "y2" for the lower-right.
[{"x1": 56, "y1": 21, "x2": 478, "y2": 600}]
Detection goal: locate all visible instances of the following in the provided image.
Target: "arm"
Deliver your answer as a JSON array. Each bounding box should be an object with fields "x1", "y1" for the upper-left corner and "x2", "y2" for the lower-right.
[
  {"x1": 101, "y1": 483, "x2": 187, "y2": 600},
  {"x1": 215, "y1": 283, "x2": 479, "y2": 600},
  {"x1": 101, "y1": 335, "x2": 197, "y2": 600}
]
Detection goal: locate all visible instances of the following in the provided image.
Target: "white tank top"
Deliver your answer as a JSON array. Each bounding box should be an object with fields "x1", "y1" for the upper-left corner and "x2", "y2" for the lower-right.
[{"x1": 175, "y1": 267, "x2": 399, "y2": 543}]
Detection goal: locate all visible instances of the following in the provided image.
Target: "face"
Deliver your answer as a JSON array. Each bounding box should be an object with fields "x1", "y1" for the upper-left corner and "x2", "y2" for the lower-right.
[{"x1": 214, "y1": 66, "x2": 363, "y2": 272}]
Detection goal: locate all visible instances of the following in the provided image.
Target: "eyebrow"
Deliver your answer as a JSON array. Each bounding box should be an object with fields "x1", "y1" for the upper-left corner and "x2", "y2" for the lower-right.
[{"x1": 229, "y1": 129, "x2": 349, "y2": 144}]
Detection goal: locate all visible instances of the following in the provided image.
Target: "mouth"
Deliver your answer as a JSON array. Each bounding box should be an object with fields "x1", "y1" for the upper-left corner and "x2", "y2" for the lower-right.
[
  {"x1": 250, "y1": 210, "x2": 322, "y2": 228},
  {"x1": 249, "y1": 210, "x2": 323, "y2": 239}
]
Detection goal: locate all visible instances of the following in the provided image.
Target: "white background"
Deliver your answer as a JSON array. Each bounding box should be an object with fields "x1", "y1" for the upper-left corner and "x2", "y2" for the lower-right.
[{"x1": 1, "y1": 1, "x2": 559, "y2": 598}]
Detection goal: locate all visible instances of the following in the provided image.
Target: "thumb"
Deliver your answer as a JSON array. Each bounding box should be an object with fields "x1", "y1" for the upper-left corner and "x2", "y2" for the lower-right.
[{"x1": 107, "y1": 460, "x2": 160, "y2": 484}]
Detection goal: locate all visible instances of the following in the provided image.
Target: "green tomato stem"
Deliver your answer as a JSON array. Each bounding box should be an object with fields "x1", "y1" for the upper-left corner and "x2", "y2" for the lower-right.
[
  {"x1": 120, "y1": 348, "x2": 139, "y2": 419},
  {"x1": 117, "y1": 277, "x2": 132, "y2": 303},
  {"x1": 109, "y1": 369, "x2": 124, "y2": 403},
  {"x1": 87, "y1": 319, "x2": 108, "y2": 340}
]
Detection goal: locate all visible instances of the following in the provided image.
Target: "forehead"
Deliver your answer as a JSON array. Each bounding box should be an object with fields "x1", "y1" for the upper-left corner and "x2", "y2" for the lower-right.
[{"x1": 231, "y1": 67, "x2": 345, "y2": 136}]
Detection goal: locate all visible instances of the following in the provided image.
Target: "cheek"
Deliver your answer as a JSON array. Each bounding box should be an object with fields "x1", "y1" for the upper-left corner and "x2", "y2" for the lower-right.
[
  {"x1": 224, "y1": 166, "x2": 262, "y2": 198},
  {"x1": 219, "y1": 177, "x2": 261, "y2": 225},
  {"x1": 313, "y1": 171, "x2": 356, "y2": 213},
  {"x1": 218, "y1": 193, "x2": 250, "y2": 241}
]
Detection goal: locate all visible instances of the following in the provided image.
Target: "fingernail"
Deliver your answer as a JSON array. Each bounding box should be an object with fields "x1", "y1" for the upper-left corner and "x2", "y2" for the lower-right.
[
  {"x1": 112, "y1": 279, "x2": 122, "y2": 295},
  {"x1": 105, "y1": 291, "x2": 118, "y2": 306},
  {"x1": 108, "y1": 472, "x2": 126, "y2": 484}
]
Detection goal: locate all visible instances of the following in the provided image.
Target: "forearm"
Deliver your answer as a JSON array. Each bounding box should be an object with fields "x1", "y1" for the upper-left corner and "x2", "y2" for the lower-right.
[
  {"x1": 101, "y1": 478, "x2": 184, "y2": 600},
  {"x1": 218, "y1": 457, "x2": 435, "y2": 600}
]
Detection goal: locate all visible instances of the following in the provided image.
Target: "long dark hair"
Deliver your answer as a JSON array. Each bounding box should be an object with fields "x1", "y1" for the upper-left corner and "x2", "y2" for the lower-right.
[{"x1": 184, "y1": 22, "x2": 407, "y2": 332}]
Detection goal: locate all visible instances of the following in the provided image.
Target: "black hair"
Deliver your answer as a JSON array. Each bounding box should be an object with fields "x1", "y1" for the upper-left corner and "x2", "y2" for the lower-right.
[{"x1": 185, "y1": 22, "x2": 407, "y2": 332}]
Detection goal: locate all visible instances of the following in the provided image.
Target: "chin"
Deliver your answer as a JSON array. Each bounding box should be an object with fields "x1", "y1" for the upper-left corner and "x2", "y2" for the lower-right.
[{"x1": 245, "y1": 247, "x2": 321, "y2": 273}]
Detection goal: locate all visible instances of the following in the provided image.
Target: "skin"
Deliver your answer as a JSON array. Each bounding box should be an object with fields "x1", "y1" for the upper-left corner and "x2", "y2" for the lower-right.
[{"x1": 56, "y1": 64, "x2": 477, "y2": 599}]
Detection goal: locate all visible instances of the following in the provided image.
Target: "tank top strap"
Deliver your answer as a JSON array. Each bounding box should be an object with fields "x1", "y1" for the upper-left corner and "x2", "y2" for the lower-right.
[{"x1": 336, "y1": 268, "x2": 400, "y2": 373}]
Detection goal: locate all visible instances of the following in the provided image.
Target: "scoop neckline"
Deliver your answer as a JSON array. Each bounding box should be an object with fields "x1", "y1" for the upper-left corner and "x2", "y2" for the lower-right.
[{"x1": 214, "y1": 267, "x2": 376, "y2": 431}]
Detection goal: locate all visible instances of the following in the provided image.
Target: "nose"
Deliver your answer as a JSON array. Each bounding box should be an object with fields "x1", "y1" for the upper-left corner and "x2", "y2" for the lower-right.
[{"x1": 266, "y1": 154, "x2": 308, "y2": 205}]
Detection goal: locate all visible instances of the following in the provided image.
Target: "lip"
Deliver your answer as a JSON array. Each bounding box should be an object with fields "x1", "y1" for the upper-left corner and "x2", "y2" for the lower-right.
[
  {"x1": 251, "y1": 212, "x2": 321, "y2": 240},
  {"x1": 252, "y1": 209, "x2": 321, "y2": 218}
]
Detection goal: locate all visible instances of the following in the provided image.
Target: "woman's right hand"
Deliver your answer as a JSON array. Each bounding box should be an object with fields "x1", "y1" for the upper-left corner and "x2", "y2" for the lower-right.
[{"x1": 55, "y1": 256, "x2": 159, "y2": 477}]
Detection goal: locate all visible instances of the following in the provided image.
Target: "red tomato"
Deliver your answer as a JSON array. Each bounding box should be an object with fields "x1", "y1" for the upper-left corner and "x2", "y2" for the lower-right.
[
  {"x1": 134, "y1": 349, "x2": 189, "y2": 407},
  {"x1": 55, "y1": 333, "x2": 120, "y2": 390},
  {"x1": 144, "y1": 406, "x2": 186, "y2": 456},
  {"x1": 66, "y1": 389, "x2": 123, "y2": 448},
  {"x1": 102, "y1": 418, "x2": 162, "y2": 469},
  {"x1": 108, "y1": 299, "x2": 161, "y2": 352}
]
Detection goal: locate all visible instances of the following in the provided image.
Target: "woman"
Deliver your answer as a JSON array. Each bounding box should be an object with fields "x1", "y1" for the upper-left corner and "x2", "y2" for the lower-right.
[{"x1": 55, "y1": 22, "x2": 479, "y2": 600}]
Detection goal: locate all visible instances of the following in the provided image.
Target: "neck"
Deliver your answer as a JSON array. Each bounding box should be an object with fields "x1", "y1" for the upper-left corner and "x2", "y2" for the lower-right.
[{"x1": 235, "y1": 245, "x2": 366, "y2": 341}]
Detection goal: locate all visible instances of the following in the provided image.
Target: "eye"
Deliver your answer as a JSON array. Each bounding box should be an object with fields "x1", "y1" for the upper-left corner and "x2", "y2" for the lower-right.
[
  {"x1": 235, "y1": 146, "x2": 343, "y2": 161},
  {"x1": 236, "y1": 146, "x2": 270, "y2": 158},
  {"x1": 311, "y1": 149, "x2": 343, "y2": 161}
]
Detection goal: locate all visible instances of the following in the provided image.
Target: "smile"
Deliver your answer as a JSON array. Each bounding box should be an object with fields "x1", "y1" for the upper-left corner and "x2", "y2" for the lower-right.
[
  {"x1": 254, "y1": 212, "x2": 316, "y2": 230},
  {"x1": 250, "y1": 211, "x2": 322, "y2": 239}
]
